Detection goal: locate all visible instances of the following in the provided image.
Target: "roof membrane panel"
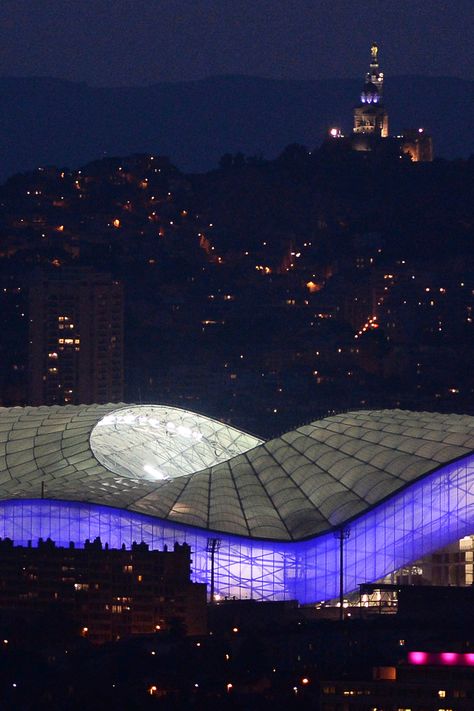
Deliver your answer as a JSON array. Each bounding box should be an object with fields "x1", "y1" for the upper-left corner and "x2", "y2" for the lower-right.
[{"x1": 0, "y1": 405, "x2": 474, "y2": 541}]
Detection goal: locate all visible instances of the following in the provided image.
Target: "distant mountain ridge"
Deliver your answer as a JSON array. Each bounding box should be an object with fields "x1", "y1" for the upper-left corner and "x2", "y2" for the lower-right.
[{"x1": 1, "y1": 74, "x2": 473, "y2": 180}]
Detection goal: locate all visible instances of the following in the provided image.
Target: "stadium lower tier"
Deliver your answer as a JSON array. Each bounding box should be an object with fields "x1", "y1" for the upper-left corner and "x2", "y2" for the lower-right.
[{"x1": 1, "y1": 453, "x2": 473, "y2": 604}]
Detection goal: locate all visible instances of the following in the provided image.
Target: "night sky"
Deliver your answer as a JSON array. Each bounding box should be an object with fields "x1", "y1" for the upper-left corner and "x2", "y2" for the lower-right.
[{"x1": 1, "y1": 0, "x2": 473, "y2": 86}]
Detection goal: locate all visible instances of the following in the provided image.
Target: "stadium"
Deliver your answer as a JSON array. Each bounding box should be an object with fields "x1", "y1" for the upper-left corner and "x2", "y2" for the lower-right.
[{"x1": 0, "y1": 403, "x2": 474, "y2": 604}]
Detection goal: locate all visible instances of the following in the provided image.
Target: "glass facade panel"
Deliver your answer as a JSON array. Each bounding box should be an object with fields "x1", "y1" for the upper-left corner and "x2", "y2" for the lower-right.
[{"x1": 0, "y1": 454, "x2": 471, "y2": 603}]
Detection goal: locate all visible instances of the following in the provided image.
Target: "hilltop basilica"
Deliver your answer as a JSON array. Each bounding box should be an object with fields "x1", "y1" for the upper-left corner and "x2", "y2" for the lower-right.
[{"x1": 330, "y1": 44, "x2": 433, "y2": 162}]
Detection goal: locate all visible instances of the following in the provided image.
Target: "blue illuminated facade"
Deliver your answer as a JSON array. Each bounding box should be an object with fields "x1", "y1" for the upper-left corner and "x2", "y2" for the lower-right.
[{"x1": 1, "y1": 452, "x2": 473, "y2": 604}]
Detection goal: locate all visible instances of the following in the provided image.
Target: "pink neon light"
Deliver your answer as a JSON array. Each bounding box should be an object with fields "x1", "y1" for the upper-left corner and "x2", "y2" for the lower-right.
[
  {"x1": 440, "y1": 652, "x2": 459, "y2": 665},
  {"x1": 409, "y1": 651, "x2": 428, "y2": 665},
  {"x1": 408, "y1": 651, "x2": 474, "y2": 667}
]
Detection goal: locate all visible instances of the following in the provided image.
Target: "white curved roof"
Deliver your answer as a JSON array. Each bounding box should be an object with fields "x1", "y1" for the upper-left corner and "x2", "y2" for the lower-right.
[{"x1": 1, "y1": 404, "x2": 474, "y2": 541}]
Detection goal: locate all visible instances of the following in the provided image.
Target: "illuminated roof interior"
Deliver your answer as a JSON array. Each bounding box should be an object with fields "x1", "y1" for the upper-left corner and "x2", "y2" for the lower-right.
[{"x1": 90, "y1": 405, "x2": 262, "y2": 482}]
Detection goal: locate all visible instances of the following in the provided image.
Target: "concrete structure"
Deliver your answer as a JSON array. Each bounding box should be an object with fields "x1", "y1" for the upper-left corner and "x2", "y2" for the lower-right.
[
  {"x1": 28, "y1": 268, "x2": 123, "y2": 406},
  {"x1": 0, "y1": 536, "x2": 206, "y2": 643}
]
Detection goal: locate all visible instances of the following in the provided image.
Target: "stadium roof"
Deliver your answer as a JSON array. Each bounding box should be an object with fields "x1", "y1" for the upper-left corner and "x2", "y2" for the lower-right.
[{"x1": 1, "y1": 404, "x2": 474, "y2": 541}]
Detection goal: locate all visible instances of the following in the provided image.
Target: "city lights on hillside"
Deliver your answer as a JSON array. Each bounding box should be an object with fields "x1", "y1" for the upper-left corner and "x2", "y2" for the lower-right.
[{"x1": 355, "y1": 315, "x2": 379, "y2": 338}]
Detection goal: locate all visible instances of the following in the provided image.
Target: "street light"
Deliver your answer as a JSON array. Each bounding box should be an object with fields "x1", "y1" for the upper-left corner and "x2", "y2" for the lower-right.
[
  {"x1": 334, "y1": 527, "x2": 350, "y2": 621},
  {"x1": 206, "y1": 537, "x2": 221, "y2": 603}
]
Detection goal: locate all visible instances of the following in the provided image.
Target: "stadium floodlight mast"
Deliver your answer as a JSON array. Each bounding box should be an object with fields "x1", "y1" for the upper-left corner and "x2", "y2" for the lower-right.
[
  {"x1": 206, "y1": 537, "x2": 222, "y2": 603},
  {"x1": 334, "y1": 527, "x2": 351, "y2": 621}
]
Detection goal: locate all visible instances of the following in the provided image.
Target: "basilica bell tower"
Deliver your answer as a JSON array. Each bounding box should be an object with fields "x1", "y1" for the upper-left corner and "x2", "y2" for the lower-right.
[{"x1": 353, "y1": 44, "x2": 389, "y2": 139}]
